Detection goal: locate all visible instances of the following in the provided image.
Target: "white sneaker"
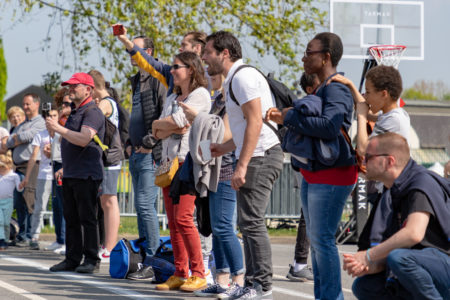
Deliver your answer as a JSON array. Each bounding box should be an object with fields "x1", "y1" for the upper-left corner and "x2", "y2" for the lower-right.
[
  {"x1": 53, "y1": 245, "x2": 66, "y2": 255},
  {"x1": 100, "y1": 248, "x2": 111, "y2": 263},
  {"x1": 205, "y1": 270, "x2": 214, "y2": 285},
  {"x1": 45, "y1": 242, "x2": 63, "y2": 251}
]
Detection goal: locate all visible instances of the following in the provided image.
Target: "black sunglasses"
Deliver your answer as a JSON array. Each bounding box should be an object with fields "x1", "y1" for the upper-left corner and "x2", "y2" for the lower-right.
[
  {"x1": 171, "y1": 64, "x2": 189, "y2": 70},
  {"x1": 303, "y1": 49, "x2": 328, "y2": 58},
  {"x1": 62, "y1": 102, "x2": 71, "y2": 107},
  {"x1": 364, "y1": 153, "x2": 391, "y2": 164}
]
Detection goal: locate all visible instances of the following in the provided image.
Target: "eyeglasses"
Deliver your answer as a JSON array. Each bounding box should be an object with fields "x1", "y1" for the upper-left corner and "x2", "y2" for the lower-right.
[
  {"x1": 364, "y1": 153, "x2": 391, "y2": 164},
  {"x1": 303, "y1": 49, "x2": 327, "y2": 58},
  {"x1": 62, "y1": 102, "x2": 71, "y2": 107},
  {"x1": 171, "y1": 64, "x2": 189, "y2": 70}
]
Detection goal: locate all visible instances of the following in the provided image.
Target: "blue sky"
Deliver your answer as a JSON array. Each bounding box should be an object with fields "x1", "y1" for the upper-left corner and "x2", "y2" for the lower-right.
[{"x1": 1, "y1": 0, "x2": 449, "y2": 99}]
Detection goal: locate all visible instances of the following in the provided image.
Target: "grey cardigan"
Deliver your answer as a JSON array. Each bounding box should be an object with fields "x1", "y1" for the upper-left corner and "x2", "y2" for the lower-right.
[{"x1": 189, "y1": 112, "x2": 224, "y2": 197}]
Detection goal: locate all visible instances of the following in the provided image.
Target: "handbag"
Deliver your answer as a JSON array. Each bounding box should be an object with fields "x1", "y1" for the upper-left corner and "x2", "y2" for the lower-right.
[
  {"x1": 154, "y1": 156, "x2": 179, "y2": 188},
  {"x1": 154, "y1": 139, "x2": 182, "y2": 188}
]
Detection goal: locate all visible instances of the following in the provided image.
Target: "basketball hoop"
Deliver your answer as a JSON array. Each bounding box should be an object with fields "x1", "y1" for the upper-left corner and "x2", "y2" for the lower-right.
[{"x1": 369, "y1": 45, "x2": 406, "y2": 69}]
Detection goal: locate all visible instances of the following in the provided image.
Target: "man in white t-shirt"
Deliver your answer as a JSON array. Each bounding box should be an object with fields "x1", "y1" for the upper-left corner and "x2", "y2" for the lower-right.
[
  {"x1": 20, "y1": 107, "x2": 60, "y2": 250},
  {"x1": 203, "y1": 31, "x2": 284, "y2": 299}
]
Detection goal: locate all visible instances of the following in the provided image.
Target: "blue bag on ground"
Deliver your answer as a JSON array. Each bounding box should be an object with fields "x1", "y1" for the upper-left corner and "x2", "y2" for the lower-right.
[
  {"x1": 144, "y1": 237, "x2": 175, "y2": 283},
  {"x1": 109, "y1": 237, "x2": 146, "y2": 279}
]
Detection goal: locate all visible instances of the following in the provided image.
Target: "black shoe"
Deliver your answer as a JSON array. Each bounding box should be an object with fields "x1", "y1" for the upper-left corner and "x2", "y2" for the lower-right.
[
  {"x1": 29, "y1": 240, "x2": 40, "y2": 250},
  {"x1": 0, "y1": 239, "x2": 7, "y2": 250},
  {"x1": 75, "y1": 261, "x2": 100, "y2": 274},
  {"x1": 127, "y1": 265, "x2": 154, "y2": 281},
  {"x1": 15, "y1": 239, "x2": 29, "y2": 247},
  {"x1": 50, "y1": 260, "x2": 78, "y2": 272},
  {"x1": 286, "y1": 265, "x2": 314, "y2": 282}
]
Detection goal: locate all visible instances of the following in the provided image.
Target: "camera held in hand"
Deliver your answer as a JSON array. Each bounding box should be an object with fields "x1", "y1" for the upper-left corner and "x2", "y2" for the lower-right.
[{"x1": 42, "y1": 102, "x2": 52, "y2": 118}]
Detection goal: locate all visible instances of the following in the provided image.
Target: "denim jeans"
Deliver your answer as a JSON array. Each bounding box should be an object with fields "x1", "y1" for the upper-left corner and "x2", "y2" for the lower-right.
[
  {"x1": 237, "y1": 145, "x2": 284, "y2": 292},
  {"x1": 0, "y1": 198, "x2": 14, "y2": 240},
  {"x1": 129, "y1": 151, "x2": 160, "y2": 256},
  {"x1": 52, "y1": 161, "x2": 65, "y2": 245},
  {"x1": 14, "y1": 171, "x2": 31, "y2": 241},
  {"x1": 209, "y1": 180, "x2": 244, "y2": 276},
  {"x1": 353, "y1": 248, "x2": 450, "y2": 300},
  {"x1": 301, "y1": 180, "x2": 355, "y2": 300}
]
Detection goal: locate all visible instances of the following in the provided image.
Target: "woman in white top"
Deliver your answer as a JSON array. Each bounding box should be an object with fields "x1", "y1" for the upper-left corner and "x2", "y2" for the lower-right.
[
  {"x1": 152, "y1": 51, "x2": 211, "y2": 292},
  {"x1": 89, "y1": 70, "x2": 122, "y2": 261}
]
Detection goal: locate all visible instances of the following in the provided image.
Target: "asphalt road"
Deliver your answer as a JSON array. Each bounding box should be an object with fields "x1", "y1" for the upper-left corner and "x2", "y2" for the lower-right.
[{"x1": 0, "y1": 240, "x2": 358, "y2": 300}]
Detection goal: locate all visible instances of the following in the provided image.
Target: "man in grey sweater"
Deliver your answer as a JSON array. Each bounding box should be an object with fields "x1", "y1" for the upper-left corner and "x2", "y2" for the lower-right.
[{"x1": 6, "y1": 93, "x2": 45, "y2": 245}]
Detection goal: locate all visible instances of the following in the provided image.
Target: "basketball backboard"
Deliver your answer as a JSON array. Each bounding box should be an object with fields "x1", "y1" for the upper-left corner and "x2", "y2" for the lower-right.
[{"x1": 330, "y1": 0, "x2": 424, "y2": 60}]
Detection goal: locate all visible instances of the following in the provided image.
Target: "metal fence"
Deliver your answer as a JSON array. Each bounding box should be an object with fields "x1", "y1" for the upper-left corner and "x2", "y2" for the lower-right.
[{"x1": 117, "y1": 159, "x2": 303, "y2": 223}]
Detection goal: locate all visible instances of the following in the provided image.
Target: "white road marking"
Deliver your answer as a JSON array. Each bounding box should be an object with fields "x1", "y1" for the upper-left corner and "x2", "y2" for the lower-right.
[
  {"x1": 0, "y1": 255, "x2": 164, "y2": 299},
  {"x1": 0, "y1": 279, "x2": 47, "y2": 300},
  {"x1": 273, "y1": 286, "x2": 315, "y2": 299},
  {"x1": 272, "y1": 274, "x2": 353, "y2": 294}
]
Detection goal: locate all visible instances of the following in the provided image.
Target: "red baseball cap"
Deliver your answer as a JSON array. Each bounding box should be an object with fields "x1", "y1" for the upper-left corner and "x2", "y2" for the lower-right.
[{"x1": 61, "y1": 72, "x2": 95, "y2": 88}]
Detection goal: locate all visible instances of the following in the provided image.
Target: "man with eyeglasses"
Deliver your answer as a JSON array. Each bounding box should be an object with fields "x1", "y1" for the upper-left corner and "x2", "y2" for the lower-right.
[
  {"x1": 343, "y1": 132, "x2": 450, "y2": 300},
  {"x1": 46, "y1": 72, "x2": 105, "y2": 274}
]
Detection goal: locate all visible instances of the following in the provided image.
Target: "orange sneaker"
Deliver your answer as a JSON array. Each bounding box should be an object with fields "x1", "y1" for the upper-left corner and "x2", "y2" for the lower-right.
[
  {"x1": 179, "y1": 275, "x2": 207, "y2": 292},
  {"x1": 155, "y1": 275, "x2": 186, "y2": 291}
]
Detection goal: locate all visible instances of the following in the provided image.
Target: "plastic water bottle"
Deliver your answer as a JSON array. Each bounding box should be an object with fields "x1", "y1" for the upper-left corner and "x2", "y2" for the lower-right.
[{"x1": 171, "y1": 100, "x2": 182, "y2": 139}]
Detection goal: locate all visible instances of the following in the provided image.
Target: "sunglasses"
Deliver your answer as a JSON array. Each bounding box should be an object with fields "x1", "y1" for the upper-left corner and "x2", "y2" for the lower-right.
[
  {"x1": 171, "y1": 64, "x2": 189, "y2": 70},
  {"x1": 303, "y1": 49, "x2": 327, "y2": 58},
  {"x1": 364, "y1": 153, "x2": 391, "y2": 164},
  {"x1": 62, "y1": 102, "x2": 71, "y2": 107}
]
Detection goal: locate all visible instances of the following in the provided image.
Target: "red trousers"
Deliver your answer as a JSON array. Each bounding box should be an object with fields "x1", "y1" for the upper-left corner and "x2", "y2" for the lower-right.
[{"x1": 163, "y1": 186, "x2": 205, "y2": 278}]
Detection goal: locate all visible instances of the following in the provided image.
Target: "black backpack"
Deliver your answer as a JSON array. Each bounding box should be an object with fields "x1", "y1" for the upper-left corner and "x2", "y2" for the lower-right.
[
  {"x1": 87, "y1": 105, "x2": 125, "y2": 167},
  {"x1": 229, "y1": 65, "x2": 296, "y2": 142},
  {"x1": 116, "y1": 103, "x2": 130, "y2": 148}
]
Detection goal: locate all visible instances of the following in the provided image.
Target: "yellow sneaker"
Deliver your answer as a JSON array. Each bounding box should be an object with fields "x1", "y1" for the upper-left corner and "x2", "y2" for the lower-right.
[
  {"x1": 179, "y1": 275, "x2": 207, "y2": 292},
  {"x1": 155, "y1": 275, "x2": 186, "y2": 291}
]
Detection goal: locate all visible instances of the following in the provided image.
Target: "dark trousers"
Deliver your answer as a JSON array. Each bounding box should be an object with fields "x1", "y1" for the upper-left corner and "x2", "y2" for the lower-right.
[
  {"x1": 294, "y1": 209, "x2": 310, "y2": 264},
  {"x1": 62, "y1": 177, "x2": 101, "y2": 266},
  {"x1": 14, "y1": 170, "x2": 31, "y2": 241},
  {"x1": 52, "y1": 162, "x2": 65, "y2": 245},
  {"x1": 237, "y1": 145, "x2": 283, "y2": 292}
]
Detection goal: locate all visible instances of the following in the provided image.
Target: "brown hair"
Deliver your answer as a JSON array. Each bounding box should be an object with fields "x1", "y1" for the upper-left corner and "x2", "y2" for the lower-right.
[
  {"x1": 173, "y1": 51, "x2": 208, "y2": 95},
  {"x1": 0, "y1": 151, "x2": 14, "y2": 170},
  {"x1": 88, "y1": 70, "x2": 106, "y2": 90},
  {"x1": 53, "y1": 87, "x2": 69, "y2": 108},
  {"x1": 7, "y1": 106, "x2": 25, "y2": 119},
  {"x1": 184, "y1": 31, "x2": 207, "y2": 55},
  {"x1": 365, "y1": 65, "x2": 403, "y2": 101},
  {"x1": 370, "y1": 132, "x2": 410, "y2": 167}
]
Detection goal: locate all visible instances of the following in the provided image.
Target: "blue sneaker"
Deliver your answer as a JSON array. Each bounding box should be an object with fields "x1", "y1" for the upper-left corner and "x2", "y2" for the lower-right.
[
  {"x1": 193, "y1": 283, "x2": 227, "y2": 297},
  {"x1": 233, "y1": 287, "x2": 259, "y2": 299},
  {"x1": 217, "y1": 283, "x2": 243, "y2": 299}
]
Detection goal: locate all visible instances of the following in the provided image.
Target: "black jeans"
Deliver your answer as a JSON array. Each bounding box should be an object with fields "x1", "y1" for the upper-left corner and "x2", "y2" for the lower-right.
[
  {"x1": 294, "y1": 209, "x2": 310, "y2": 264},
  {"x1": 62, "y1": 177, "x2": 101, "y2": 266},
  {"x1": 237, "y1": 145, "x2": 283, "y2": 292}
]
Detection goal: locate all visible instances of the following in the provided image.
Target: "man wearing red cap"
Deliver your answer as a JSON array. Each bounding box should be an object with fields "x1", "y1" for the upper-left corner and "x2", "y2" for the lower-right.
[{"x1": 46, "y1": 72, "x2": 105, "y2": 274}]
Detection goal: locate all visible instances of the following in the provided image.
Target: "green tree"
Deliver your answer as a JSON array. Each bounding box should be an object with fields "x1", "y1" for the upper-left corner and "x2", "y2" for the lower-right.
[
  {"x1": 13, "y1": 0, "x2": 325, "y2": 88},
  {"x1": 0, "y1": 38, "x2": 7, "y2": 121},
  {"x1": 42, "y1": 71, "x2": 62, "y2": 97}
]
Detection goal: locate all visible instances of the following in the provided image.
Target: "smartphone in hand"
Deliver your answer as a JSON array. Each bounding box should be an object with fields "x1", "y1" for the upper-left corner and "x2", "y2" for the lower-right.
[{"x1": 112, "y1": 24, "x2": 124, "y2": 36}]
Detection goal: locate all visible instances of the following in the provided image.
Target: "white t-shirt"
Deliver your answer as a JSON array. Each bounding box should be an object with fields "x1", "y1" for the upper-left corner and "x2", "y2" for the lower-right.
[
  {"x1": 0, "y1": 127, "x2": 9, "y2": 139},
  {"x1": 370, "y1": 107, "x2": 410, "y2": 142},
  {"x1": 0, "y1": 170, "x2": 22, "y2": 200},
  {"x1": 32, "y1": 130, "x2": 53, "y2": 180},
  {"x1": 224, "y1": 59, "x2": 279, "y2": 159}
]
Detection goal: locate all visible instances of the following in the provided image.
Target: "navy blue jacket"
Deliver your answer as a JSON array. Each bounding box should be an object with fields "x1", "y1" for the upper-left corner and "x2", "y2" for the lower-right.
[
  {"x1": 370, "y1": 159, "x2": 450, "y2": 245},
  {"x1": 283, "y1": 76, "x2": 356, "y2": 171},
  {"x1": 282, "y1": 94, "x2": 340, "y2": 166}
]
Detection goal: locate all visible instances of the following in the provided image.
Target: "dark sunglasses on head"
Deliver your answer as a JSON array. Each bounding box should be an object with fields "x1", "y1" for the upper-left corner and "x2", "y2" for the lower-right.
[{"x1": 171, "y1": 64, "x2": 189, "y2": 70}]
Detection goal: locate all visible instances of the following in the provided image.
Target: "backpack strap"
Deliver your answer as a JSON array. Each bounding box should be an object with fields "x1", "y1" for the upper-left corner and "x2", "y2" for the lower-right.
[{"x1": 228, "y1": 64, "x2": 282, "y2": 142}]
